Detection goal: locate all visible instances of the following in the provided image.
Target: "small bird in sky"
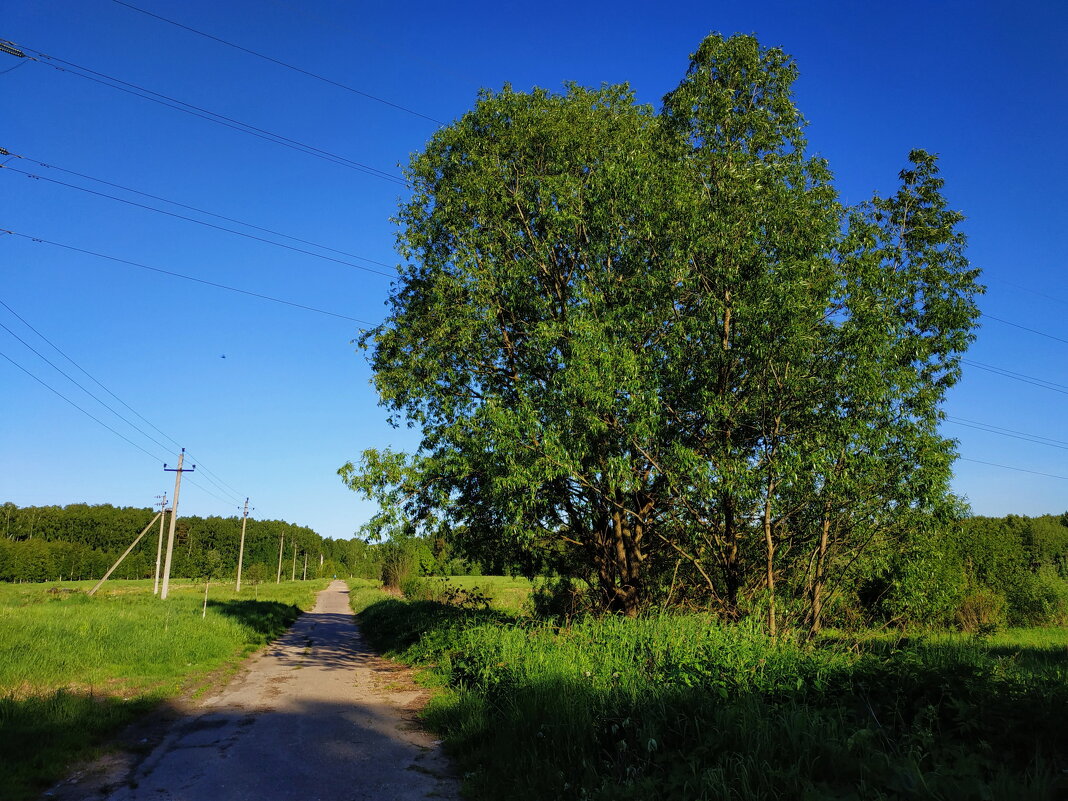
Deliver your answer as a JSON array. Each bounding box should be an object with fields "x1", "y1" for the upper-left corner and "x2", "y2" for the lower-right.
[{"x1": 220, "y1": 354, "x2": 227, "y2": 359}]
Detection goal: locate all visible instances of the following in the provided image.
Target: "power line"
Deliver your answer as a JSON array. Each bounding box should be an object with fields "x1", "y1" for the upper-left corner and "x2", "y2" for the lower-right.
[
  {"x1": 0, "y1": 296, "x2": 183, "y2": 451},
  {"x1": 2, "y1": 229, "x2": 376, "y2": 324},
  {"x1": 4, "y1": 40, "x2": 408, "y2": 186},
  {"x1": 0, "y1": 348, "x2": 167, "y2": 463},
  {"x1": 945, "y1": 416, "x2": 1068, "y2": 451},
  {"x1": 1, "y1": 299, "x2": 248, "y2": 505},
  {"x1": 990, "y1": 279, "x2": 1068, "y2": 308},
  {"x1": 1, "y1": 163, "x2": 396, "y2": 278},
  {"x1": 0, "y1": 149, "x2": 397, "y2": 274},
  {"x1": 183, "y1": 475, "x2": 243, "y2": 508},
  {"x1": 110, "y1": 0, "x2": 445, "y2": 126},
  {"x1": 962, "y1": 358, "x2": 1068, "y2": 396},
  {"x1": 981, "y1": 313, "x2": 1068, "y2": 346},
  {"x1": 0, "y1": 317, "x2": 177, "y2": 454},
  {"x1": 959, "y1": 457, "x2": 1068, "y2": 482},
  {"x1": 182, "y1": 458, "x2": 244, "y2": 504},
  {"x1": 184, "y1": 454, "x2": 245, "y2": 501}
]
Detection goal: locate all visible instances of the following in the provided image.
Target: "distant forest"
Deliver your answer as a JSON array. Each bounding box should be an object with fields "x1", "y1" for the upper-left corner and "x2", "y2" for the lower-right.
[{"x1": 0, "y1": 502, "x2": 380, "y2": 584}]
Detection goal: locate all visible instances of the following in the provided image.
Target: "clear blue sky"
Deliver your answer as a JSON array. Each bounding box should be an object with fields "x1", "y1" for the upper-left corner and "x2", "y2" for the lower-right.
[{"x1": 2, "y1": 0, "x2": 1066, "y2": 539}]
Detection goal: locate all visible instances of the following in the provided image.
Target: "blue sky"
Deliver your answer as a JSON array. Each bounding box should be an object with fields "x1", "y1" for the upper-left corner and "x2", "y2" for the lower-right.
[{"x1": 2, "y1": 0, "x2": 1066, "y2": 539}]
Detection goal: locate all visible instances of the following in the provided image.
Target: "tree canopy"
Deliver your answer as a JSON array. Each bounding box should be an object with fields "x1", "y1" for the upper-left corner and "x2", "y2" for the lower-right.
[{"x1": 341, "y1": 33, "x2": 983, "y2": 626}]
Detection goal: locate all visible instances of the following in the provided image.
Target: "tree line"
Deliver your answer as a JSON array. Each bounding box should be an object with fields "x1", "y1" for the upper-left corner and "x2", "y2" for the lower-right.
[{"x1": 0, "y1": 502, "x2": 377, "y2": 584}]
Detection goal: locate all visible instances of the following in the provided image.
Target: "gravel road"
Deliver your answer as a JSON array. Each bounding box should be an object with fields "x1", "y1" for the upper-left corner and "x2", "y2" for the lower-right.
[{"x1": 95, "y1": 580, "x2": 458, "y2": 801}]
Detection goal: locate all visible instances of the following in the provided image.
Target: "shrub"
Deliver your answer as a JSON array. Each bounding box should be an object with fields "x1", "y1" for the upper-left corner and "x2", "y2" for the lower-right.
[
  {"x1": 955, "y1": 587, "x2": 1007, "y2": 632},
  {"x1": 530, "y1": 577, "x2": 589, "y2": 621}
]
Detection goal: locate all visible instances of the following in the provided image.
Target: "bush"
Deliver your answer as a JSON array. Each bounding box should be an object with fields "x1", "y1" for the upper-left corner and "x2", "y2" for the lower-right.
[
  {"x1": 1007, "y1": 568, "x2": 1068, "y2": 626},
  {"x1": 381, "y1": 541, "x2": 420, "y2": 590},
  {"x1": 358, "y1": 600, "x2": 1068, "y2": 800},
  {"x1": 530, "y1": 577, "x2": 589, "y2": 621},
  {"x1": 955, "y1": 588, "x2": 1007, "y2": 632}
]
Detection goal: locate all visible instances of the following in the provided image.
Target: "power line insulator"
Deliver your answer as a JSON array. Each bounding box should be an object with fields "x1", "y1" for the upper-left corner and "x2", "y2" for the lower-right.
[{"x1": 0, "y1": 41, "x2": 26, "y2": 58}]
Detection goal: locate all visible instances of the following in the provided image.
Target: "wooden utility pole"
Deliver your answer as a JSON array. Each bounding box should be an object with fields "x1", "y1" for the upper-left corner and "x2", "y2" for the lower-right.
[
  {"x1": 153, "y1": 493, "x2": 167, "y2": 595},
  {"x1": 235, "y1": 498, "x2": 250, "y2": 592},
  {"x1": 161, "y1": 449, "x2": 195, "y2": 600},
  {"x1": 291, "y1": 541, "x2": 297, "y2": 581},
  {"x1": 302, "y1": 551, "x2": 308, "y2": 581},
  {"x1": 276, "y1": 532, "x2": 284, "y2": 583},
  {"x1": 89, "y1": 512, "x2": 162, "y2": 596}
]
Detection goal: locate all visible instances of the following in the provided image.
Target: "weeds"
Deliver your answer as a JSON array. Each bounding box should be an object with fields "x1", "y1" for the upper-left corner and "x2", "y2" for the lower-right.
[{"x1": 358, "y1": 599, "x2": 1068, "y2": 800}]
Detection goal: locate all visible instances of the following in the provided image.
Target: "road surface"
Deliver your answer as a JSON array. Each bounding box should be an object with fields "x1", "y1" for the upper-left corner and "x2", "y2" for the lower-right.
[{"x1": 89, "y1": 580, "x2": 457, "y2": 801}]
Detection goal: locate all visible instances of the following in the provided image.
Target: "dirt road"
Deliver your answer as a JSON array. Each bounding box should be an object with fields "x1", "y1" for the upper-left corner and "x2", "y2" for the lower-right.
[{"x1": 94, "y1": 580, "x2": 457, "y2": 801}]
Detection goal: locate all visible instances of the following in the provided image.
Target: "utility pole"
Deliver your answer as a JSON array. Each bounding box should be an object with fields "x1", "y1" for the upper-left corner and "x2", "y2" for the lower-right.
[
  {"x1": 153, "y1": 493, "x2": 168, "y2": 595},
  {"x1": 302, "y1": 551, "x2": 308, "y2": 581},
  {"x1": 276, "y1": 532, "x2": 284, "y2": 583},
  {"x1": 235, "y1": 498, "x2": 250, "y2": 592},
  {"x1": 161, "y1": 449, "x2": 195, "y2": 600},
  {"x1": 291, "y1": 541, "x2": 297, "y2": 582}
]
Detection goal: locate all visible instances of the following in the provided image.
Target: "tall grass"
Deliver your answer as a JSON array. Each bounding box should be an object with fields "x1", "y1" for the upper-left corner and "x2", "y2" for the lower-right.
[
  {"x1": 358, "y1": 599, "x2": 1068, "y2": 800},
  {"x1": 0, "y1": 578, "x2": 328, "y2": 800}
]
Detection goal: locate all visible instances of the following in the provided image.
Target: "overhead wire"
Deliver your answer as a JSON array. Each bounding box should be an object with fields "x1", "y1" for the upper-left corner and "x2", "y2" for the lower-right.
[
  {"x1": 0, "y1": 296, "x2": 183, "y2": 450},
  {"x1": 3, "y1": 40, "x2": 409, "y2": 186},
  {"x1": 945, "y1": 415, "x2": 1068, "y2": 451},
  {"x1": 0, "y1": 317, "x2": 177, "y2": 454},
  {"x1": 0, "y1": 348, "x2": 167, "y2": 463},
  {"x1": 0, "y1": 298, "x2": 248, "y2": 504},
  {"x1": 981, "y1": 312, "x2": 1068, "y2": 346},
  {"x1": 184, "y1": 455, "x2": 246, "y2": 501},
  {"x1": 989, "y1": 279, "x2": 1068, "y2": 309},
  {"x1": 959, "y1": 457, "x2": 1068, "y2": 482},
  {"x1": 180, "y1": 457, "x2": 245, "y2": 505},
  {"x1": 2, "y1": 164, "x2": 397, "y2": 278},
  {"x1": 2, "y1": 229, "x2": 377, "y2": 325},
  {"x1": 0, "y1": 149, "x2": 397, "y2": 275},
  {"x1": 109, "y1": 0, "x2": 445, "y2": 126},
  {"x1": 962, "y1": 358, "x2": 1068, "y2": 396},
  {"x1": 183, "y1": 476, "x2": 243, "y2": 509}
]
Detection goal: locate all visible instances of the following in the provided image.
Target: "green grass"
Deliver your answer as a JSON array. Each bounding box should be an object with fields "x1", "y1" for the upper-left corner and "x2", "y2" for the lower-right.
[
  {"x1": 345, "y1": 577, "x2": 390, "y2": 613},
  {"x1": 0, "y1": 577, "x2": 328, "y2": 800},
  {"x1": 442, "y1": 575, "x2": 534, "y2": 613},
  {"x1": 356, "y1": 600, "x2": 1068, "y2": 801},
  {"x1": 400, "y1": 574, "x2": 534, "y2": 613}
]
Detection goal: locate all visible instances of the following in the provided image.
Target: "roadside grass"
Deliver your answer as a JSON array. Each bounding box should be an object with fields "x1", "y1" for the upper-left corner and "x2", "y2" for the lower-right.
[
  {"x1": 357, "y1": 599, "x2": 1068, "y2": 801},
  {"x1": 345, "y1": 578, "x2": 390, "y2": 613},
  {"x1": 445, "y1": 575, "x2": 534, "y2": 613},
  {"x1": 0, "y1": 578, "x2": 328, "y2": 800},
  {"x1": 400, "y1": 574, "x2": 534, "y2": 614}
]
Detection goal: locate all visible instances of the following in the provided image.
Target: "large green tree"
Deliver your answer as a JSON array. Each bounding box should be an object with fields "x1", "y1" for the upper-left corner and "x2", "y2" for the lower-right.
[{"x1": 343, "y1": 33, "x2": 982, "y2": 623}]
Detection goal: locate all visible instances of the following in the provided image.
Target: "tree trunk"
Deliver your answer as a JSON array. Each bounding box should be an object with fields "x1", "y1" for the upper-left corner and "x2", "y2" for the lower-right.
[
  {"x1": 722, "y1": 494, "x2": 740, "y2": 616},
  {"x1": 809, "y1": 515, "x2": 831, "y2": 636},
  {"x1": 763, "y1": 490, "x2": 777, "y2": 636}
]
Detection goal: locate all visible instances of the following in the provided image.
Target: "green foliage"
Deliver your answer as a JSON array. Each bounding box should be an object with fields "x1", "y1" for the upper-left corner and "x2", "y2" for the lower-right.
[
  {"x1": 0, "y1": 502, "x2": 365, "y2": 583},
  {"x1": 379, "y1": 535, "x2": 428, "y2": 589},
  {"x1": 955, "y1": 588, "x2": 1008, "y2": 633},
  {"x1": 921, "y1": 513, "x2": 1068, "y2": 628},
  {"x1": 359, "y1": 598, "x2": 1068, "y2": 800},
  {"x1": 342, "y1": 33, "x2": 982, "y2": 626}
]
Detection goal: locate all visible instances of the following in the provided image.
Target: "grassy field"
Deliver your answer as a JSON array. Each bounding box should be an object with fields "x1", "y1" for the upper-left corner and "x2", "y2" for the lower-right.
[
  {"x1": 356, "y1": 595, "x2": 1068, "y2": 801},
  {"x1": 427, "y1": 574, "x2": 534, "y2": 613},
  {"x1": 0, "y1": 577, "x2": 329, "y2": 800}
]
